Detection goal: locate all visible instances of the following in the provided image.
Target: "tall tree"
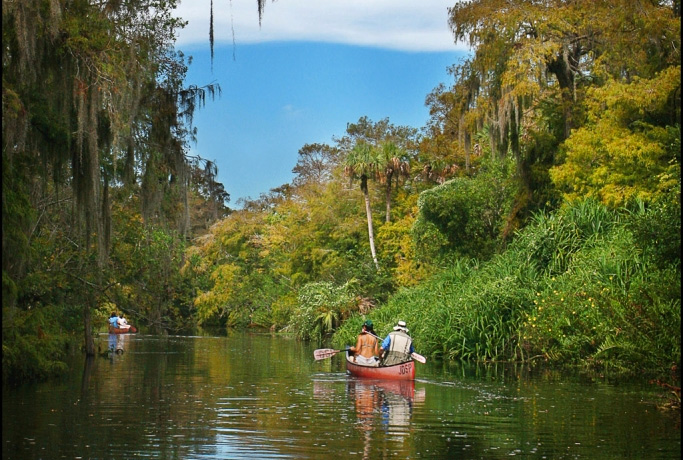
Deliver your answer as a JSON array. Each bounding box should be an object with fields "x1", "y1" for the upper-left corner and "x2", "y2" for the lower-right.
[
  {"x1": 376, "y1": 141, "x2": 411, "y2": 222},
  {"x1": 291, "y1": 143, "x2": 340, "y2": 187},
  {"x1": 2, "y1": 0, "x2": 220, "y2": 358},
  {"x1": 337, "y1": 117, "x2": 419, "y2": 223},
  {"x1": 424, "y1": 62, "x2": 482, "y2": 174},
  {"x1": 448, "y1": 0, "x2": 680, "y2": 156},
  {"x1": 424, "y1": 0, "x2": 682, "y2": 222},
  {"x1": 344, "y1": 141, "x2": 380, "y2": 270}
]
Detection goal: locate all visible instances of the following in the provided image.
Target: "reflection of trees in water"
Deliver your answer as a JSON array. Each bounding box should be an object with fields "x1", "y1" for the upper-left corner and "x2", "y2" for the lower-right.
[{"x1": 80, "y1": 356, "x2": 95, "y2": 403}]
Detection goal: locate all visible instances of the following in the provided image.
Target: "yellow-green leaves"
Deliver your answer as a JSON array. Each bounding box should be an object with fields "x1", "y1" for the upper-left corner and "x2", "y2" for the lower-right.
[{"x1": 550, "y1": 66, "x2": 681, "y2": 207}]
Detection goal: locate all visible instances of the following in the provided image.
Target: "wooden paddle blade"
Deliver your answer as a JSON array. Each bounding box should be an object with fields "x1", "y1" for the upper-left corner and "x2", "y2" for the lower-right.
[
  {"x1": 313, "y1": 348, "x2": 341, "y2": 360},
  {"x1": 411, "y1": 352, "x2": 427, "y2": 364}
]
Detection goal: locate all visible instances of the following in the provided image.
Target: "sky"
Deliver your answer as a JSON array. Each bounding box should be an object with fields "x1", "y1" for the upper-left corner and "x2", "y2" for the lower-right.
[{"x1": 174, "y1": 0, "x2": 469, "y2": 206}]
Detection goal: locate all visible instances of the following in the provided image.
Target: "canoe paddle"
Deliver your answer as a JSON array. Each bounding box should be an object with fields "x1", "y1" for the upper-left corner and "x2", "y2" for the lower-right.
[
  {"x1": 313, "y1": 348, "x2": 350, "y2": 361},
  {"x1": 365, "y1": 331, "x2": 427, "y2": 364}
]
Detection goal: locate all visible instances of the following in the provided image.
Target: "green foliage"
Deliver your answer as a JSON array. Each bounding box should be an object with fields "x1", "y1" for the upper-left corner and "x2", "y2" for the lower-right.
[
  {"x1": 335, "y1": 199, "x2": 680, "y2": 378},
  {"x1": 550, "y1": 67, "x2": 681, "y2": 207},
  {"x1": 183, "y1": 207, "x2": 293, "y2": 330},
  {"x1": 288, "y1": 281, "x2": 356, "y2": 342},
  {"x1": 520, "y1": 227, "x2": 680, "y2": 374},
  {"x1": 108, "y1": 207, "x2": 191, "y2": 331},
  {"x1": 627, "y1": 182, "x2": 681, "y2": 269},
  {"x1": 2, "y1": 304, "x2": 80, "y2": 385},
  {"x1": 270, "y1": 292, "x2": 298, "y2": 330},
  {"x1": 415, "y1": 155, "x2": 520, "y2": 261},
  {"x1": 2, "y1": 155, "x2": 35, "y2": 309},
  {"x1": 376, "y1": 204, "x2": 433, "y2": 287},
  {"x1": 511, "y1": 198, "x2": 620, "y2": 276},
  {"x1": 510, "y1": 199, "x2": 680, "y2": 375},
  {"x1": 2, "y1": 0, "x2": 220, "y2": 383}
]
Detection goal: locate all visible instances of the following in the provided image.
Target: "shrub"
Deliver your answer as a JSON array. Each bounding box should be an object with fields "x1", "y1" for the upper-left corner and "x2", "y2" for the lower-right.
[
  {"x1": 414, "y1": 156, "x2": 520, "y2": 261},
  {"x1": 2, "y1": 304, "x2": 79, "y2": 385},
  {"x1": 288, "y1": 281, "x2": 356, "y2": 342}
]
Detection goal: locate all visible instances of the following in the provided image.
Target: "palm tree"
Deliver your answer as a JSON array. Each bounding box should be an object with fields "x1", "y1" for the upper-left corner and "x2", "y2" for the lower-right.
[
  {"x1": 344, "y1": 141, "x2": 380, "y2": 270},
  {"x1": 376, "y1": 141, "x2": 411, "y2": 222}
]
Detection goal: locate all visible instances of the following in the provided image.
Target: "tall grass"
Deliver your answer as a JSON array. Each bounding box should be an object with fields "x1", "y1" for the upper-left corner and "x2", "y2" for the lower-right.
[{"x1": 334, "y1": 198, "x2": 681, "y2": 378}]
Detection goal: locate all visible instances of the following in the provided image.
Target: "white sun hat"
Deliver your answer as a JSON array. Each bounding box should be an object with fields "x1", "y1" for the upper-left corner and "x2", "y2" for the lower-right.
[{"x1": 393, "y1": 320, "x2": 408, "y2": 332}]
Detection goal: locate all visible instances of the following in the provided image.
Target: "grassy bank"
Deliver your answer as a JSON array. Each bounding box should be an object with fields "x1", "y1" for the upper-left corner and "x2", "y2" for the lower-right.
[{"x1": 334, "y1": 199, "x2": 680, "y2": 380}]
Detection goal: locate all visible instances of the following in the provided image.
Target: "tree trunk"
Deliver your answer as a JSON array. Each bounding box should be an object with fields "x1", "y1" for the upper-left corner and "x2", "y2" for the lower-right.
[
  {"x1": 547, "y1": 50, "x2": 576, "y2": 140},
  {"x1": 361, "y1": 176, "x2": 380, "y2": 270},
  {"x1": 385, "y1": 174, "x2": 392, "y2": 223}
]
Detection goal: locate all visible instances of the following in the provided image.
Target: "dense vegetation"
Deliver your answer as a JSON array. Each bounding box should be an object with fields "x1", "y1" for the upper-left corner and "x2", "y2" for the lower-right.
[
  {"x1": 2, "y1": 0, "x2": 228, "y2": 383},
  {"x1": 3, "y1": 0, "x2": 680, "y2": 387}
]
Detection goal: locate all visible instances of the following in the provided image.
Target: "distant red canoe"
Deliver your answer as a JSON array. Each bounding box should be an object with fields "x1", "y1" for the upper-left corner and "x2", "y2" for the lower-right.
[
  {"x1": 108, "y1": 325, "x2": 137, "y2": 334},
  {"x1": 345, "y1": 353, "x2": 415, "y2": 380}
]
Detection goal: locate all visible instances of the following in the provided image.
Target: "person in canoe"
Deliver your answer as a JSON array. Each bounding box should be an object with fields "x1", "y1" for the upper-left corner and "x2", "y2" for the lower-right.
[
  {"x1": 109, "y1": 312, "x2": 120, "y2": 329},
  {"x1": 349, "y1": 319, "x2": 380, "y2": 366},
  {"x1": 379, "y1": 320, "x2": 414, "y2": 366},
  {"x1": 118, "y1": 313, "x2": 131, "y2": 331}
]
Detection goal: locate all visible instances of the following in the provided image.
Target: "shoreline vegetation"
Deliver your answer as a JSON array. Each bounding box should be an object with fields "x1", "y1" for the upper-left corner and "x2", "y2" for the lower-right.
[
  {"x1": 2, "y1": 0, "x2": 679, "y2": 404},
  {"x1": 332, "y1": 199, "x2": 680, "y2": 380}
]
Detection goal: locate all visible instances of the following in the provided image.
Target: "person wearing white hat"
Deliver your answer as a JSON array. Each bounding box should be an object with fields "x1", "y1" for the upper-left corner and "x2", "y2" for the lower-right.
[{"x1": 379, "y1": 320, "x2": 414, "y2": 366}]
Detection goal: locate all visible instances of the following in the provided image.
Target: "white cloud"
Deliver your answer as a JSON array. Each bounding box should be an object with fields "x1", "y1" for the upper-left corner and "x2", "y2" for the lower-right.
[
  {"x1": 174, "y1": 0, "x2": 467, "y2": 52},
  {"x1": 281, "y1": 104, "x2": 304, "y2": 118}
]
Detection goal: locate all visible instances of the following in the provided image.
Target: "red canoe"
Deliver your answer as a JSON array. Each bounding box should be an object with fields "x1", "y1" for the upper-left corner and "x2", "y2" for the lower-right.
[
  {"x1": 345, "y1": 353, "x2": 415, "y2": 380},
  {"x1": 108, "y1": 325, "x2": 137, "y2": 334}
]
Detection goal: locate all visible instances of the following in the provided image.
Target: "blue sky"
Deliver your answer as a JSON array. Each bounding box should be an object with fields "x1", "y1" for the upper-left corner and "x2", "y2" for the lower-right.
[{"x1": 174, "y1": 1, "x2": 468, "y2": 206}]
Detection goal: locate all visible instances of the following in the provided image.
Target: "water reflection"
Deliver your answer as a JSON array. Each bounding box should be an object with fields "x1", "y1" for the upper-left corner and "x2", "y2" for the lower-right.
[
  {"x1": 2, "y1": 333, "x2": 680, "y2": 460},
  {"x1": 346, "y1": 379, "x2": 425, "y2": 459},
  {"x1": 107, "y1": 333, "x2": 127, "y2": 357},
  {"x1": 79, "y1": 356, "x2": 95, "y2": 402},
  {"x1": 349, "y1": 380, "x2": 379, "y2": 459}
]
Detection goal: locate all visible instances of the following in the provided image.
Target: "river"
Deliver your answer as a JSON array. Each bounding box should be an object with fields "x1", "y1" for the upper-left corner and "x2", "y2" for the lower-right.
[{"x1": 2, "y1": 331, "x2": 680, "y2": 459}]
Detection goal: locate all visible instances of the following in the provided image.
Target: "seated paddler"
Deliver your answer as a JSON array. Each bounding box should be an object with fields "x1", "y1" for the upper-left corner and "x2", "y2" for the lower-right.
[
  {"x1": 379, "y1": 320, "x2": 414, "y2": 366},
  {"x1": 349, "y1": 319, "x2": 380, "y2": 366},
  {"x1": 109, "y1": 312, "x2": 120, "y2": 329}
]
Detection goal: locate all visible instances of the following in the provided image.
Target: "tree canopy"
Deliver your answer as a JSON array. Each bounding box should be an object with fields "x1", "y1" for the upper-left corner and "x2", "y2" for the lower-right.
[{"x1": 3, "y1": 0, "x2": 680, "y2": 385}]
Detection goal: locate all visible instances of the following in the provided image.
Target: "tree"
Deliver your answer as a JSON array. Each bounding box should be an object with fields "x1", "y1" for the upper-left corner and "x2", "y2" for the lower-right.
[
  {"x1": 189, "y1": 156, "x2": 231, "y2": 225},
  {"x1": 291, "y1": 143, "x2": 340, "y2": 187},
  {"x1": 420, "y1": 0, "x2": 681, "y2": 225},
  {"x1": 415, "y1": 156, "x2": 520, "y2": 261},
  {"x1": 2, "y1": 0, "x2": 221, "y2": 364},
  {"x1": 376, "y1": 141, "x2": 411, "y2": 223},
  {"x1": 188, "y1": 207, "x2": 281, "y2": 328},
  {"x1": 344, "y1": 141, "x2": 380, "y2": 270},
  {"x1": 337, "y1": 116, "x2": 419, "y2": 231},
  {"x1": 448, "y1": 0, "x2": 680, "y2": 156},
  {"x1": 424, "y1": 63, "x2": 482, "y2": 174},
  {"x1": 549, "y1": 66, "x2": 681, "y2": 207}
]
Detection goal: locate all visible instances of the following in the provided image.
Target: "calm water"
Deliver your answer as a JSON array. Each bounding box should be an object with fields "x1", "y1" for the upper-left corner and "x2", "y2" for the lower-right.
[{"x1": 2, "y1": 332, "x2": 680, "y2": 459}]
